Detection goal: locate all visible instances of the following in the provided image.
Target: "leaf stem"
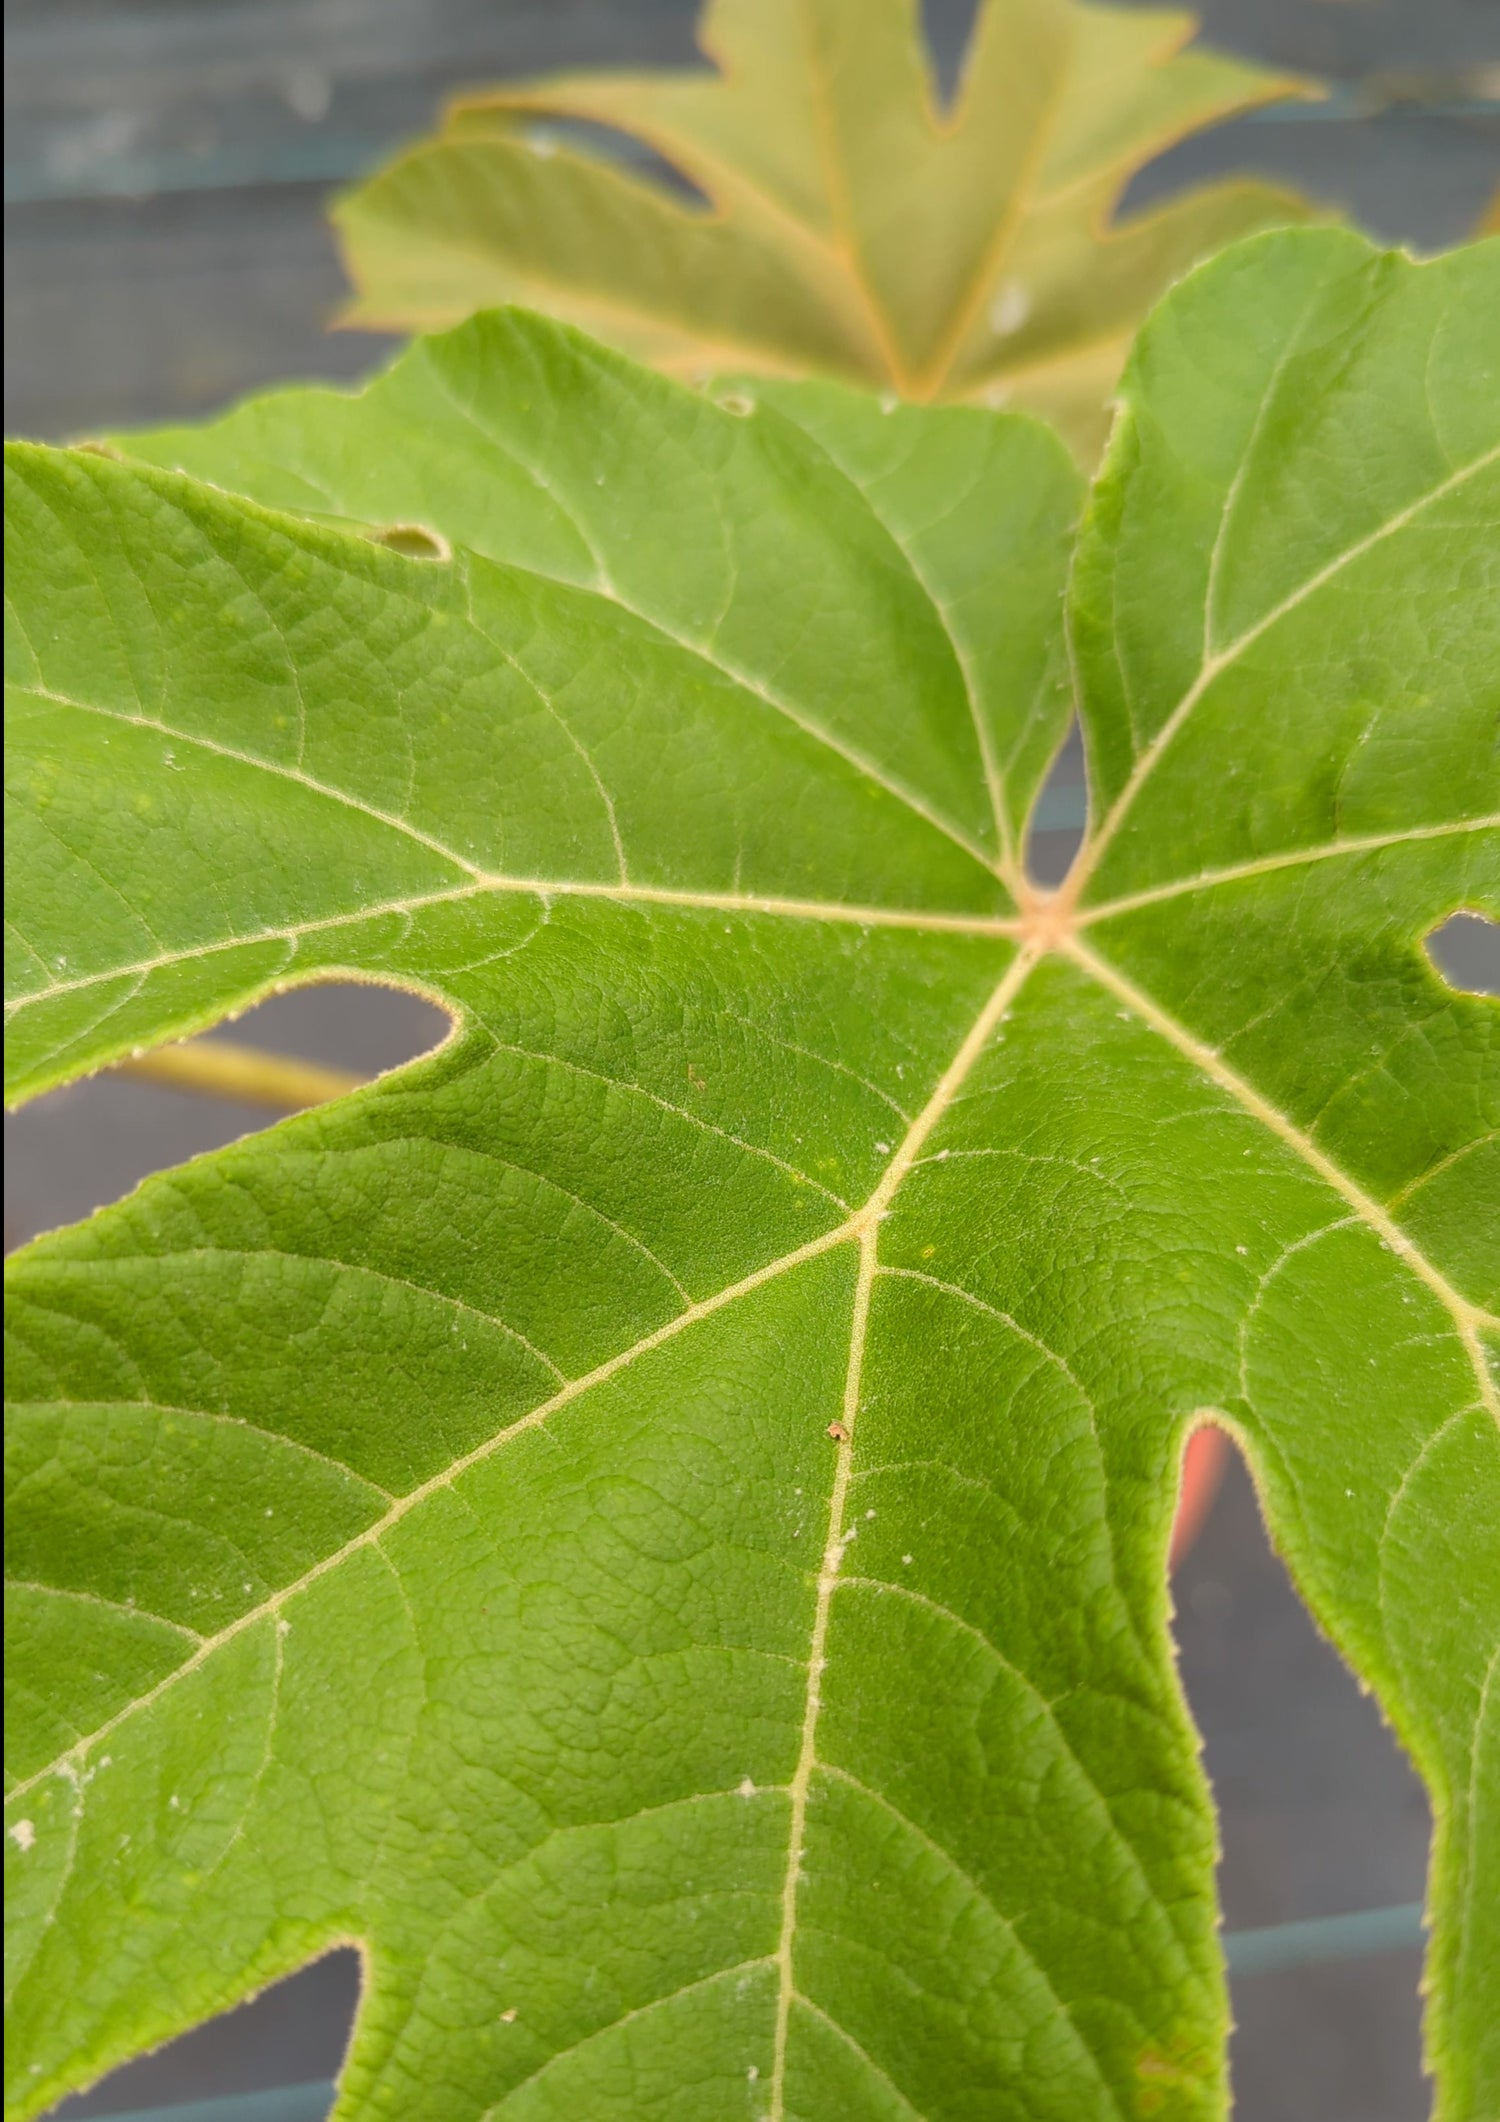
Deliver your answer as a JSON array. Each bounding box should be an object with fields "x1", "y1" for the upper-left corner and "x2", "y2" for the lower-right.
[{"x1": 114, "y1": 1040, "x2": 366, "y2": 1111}]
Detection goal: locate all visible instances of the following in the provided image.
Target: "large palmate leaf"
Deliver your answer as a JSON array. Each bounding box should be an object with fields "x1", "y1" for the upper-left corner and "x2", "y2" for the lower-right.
[
  {"x1": 334, "y1": 0, "x2": 1320, "y2": 462},
  {"x1": 4, "y1": 228, "x2": 1498, "y2": 2120}
]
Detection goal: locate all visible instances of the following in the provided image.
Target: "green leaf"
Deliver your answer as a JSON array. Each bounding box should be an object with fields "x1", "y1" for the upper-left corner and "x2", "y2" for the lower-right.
[
  {"x1": 5, "y1": 228, "x2": 1497, "y2": 2121},
  {"x1": 332, "y1": 0, "x2": 1322, "y2": 463}
]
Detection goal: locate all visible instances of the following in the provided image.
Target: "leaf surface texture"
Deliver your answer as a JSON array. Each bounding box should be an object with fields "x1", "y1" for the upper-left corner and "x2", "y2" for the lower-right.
[{"x1": 4, "y1": 230, "x2": 1498, "y2": 2121}]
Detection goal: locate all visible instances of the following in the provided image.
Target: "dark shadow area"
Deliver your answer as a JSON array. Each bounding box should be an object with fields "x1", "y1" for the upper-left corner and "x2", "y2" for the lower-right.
[
  {"x1": 5, "y1": 982, "x2": 451, "y2": 1249},
  {"x1": 50, "y1": 1950, "x2": 358, "y2": 2119},
  {"x1": 1427, "y1": 909, "x2": 1500, "y2": 997},
  {"x1": 5, "y1": 1, "x2": 704, "y2": 438},
  {"x1": 1117, "y1": 0, "x2": 1500, "y2": 251},
  {"x1": 4, "y1": 186, "x2": 398, "y2": 440},
  {"x1": 1230, "y1": 1947, "x2": 1429, "y2": 2122},
  {"x1": 1125, "y1": 105, "x2": 1499, "y2": 254},
  {"x1": 1174, "y1": 1450, "x2": 1433, "y2": 2122},
  {"x1": 9, "y1": 0, "x2": 1494, "y2": 441}
]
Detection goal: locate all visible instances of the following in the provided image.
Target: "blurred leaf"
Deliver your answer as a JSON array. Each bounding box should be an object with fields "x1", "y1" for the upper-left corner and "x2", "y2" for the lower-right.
[{"x1": 334, "y1": 0, "x2": 1323, "y2": 460}]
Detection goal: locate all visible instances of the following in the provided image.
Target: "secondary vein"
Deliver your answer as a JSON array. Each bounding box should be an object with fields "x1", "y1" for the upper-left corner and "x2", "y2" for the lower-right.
[
  {"x1": 1065, "y1": 936, "x2": 1500, "y2": 1428},
  {"x1": 1076, "y1": 816, "x2": 1500, "y2": 925},
  {"x1": 8, "y1": 880, "x2": 1018, "y2": 1025},
  {"x1": 3, "y1": 1220, "x2": 857, "y2": 1808},
  {"x1": 1068, "y1": 441, "x2": 1500, "y2": 899}
]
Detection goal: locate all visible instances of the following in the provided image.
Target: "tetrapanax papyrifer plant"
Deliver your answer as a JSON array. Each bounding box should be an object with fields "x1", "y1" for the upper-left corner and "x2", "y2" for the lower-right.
[{"x1": 5, "y1": 227, "x2": 1498, "y2": 2120}]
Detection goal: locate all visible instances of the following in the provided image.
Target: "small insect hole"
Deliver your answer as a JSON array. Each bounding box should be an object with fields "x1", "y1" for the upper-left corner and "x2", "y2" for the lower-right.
[
  {"x1": 371, "y1": 523, "x2": 451, "y2": 562},
  {"x1": 827, "y1": 1420, "x2": 851, "y2": 1444}
]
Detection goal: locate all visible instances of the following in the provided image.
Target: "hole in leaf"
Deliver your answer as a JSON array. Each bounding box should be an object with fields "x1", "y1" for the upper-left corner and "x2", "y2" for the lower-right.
[
  {"x1": 1425, "y1": 909, "x2": 1500, "y2": 996},
  {"x1": 922, "y1": 0, "x2": 984, "y2": 109},
  {"x1": 1023, "y1": 716, "x2": 1088, "y2": 888},
  {"x1": 5, "y1": 982, "x2": 452, "y2": 1250},
  {"x1": 1172, "y1": 1443, "x2": 1431, "y2": 2120},
  {"x1": 367, "y1": 522, "x2": 450, "y2": 561},
  {"x1": 47, "y1": 1947, "x2": 359, "y2": 2119}
]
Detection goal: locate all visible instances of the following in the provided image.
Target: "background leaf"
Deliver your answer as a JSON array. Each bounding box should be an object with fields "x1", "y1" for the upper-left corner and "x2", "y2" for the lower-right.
[
  {"x1": 333, "y1": 0, "x2": 1323, "y2": 462},
  {"x1": 5, "y1": 229, "x2": 1498, "y2": 2120}
]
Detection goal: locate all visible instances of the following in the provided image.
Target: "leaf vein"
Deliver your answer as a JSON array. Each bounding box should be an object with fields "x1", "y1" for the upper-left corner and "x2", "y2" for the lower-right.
[
  {"x1": 835, "y1": 1573, "x2": 1205, "y2": 1966},
  {"x1": 2, "y1": 1579, "x2": 203, "y2": 1645},
  {"x1": 787, "y1": 1992, "x2": 930, "y2": 2120},
  {"x1": 4, "y1": 1223, "x2": 858, "y2": 1807},
  {"x1": 1075, "y1": 442, "x2": 1500, "y2": 887},
  {"x1": 1069, "y1": 937, "x2": 1499, "y2": 1428},
  {"x1": 475, "y1": 1958, "x2": 775, "y2": 2119},
  {"x1": 1079, "y1": 816, "x2": 1500, "y2": 924},
  {"x1": 816, "y1": 1764, "x2": 1131, "y2": 2120}
]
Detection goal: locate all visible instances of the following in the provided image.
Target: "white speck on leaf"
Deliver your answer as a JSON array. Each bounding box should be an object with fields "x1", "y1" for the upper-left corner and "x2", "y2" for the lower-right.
[
  {"x1": 9, "y1": 1820, "x2": 35, "y2": 1852},
  {"x1": 989, "y1": 281, "x2": 1031, "y2": 335}
]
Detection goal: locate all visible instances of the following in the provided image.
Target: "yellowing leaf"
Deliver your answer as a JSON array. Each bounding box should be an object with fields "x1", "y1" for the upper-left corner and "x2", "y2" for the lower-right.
[{"x1": 334, "y1": 0, "x2": 1322, "y2": 460}]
